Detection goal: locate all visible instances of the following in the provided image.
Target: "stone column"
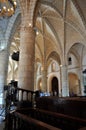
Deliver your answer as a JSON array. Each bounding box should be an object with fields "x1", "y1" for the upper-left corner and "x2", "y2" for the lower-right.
[
  {"x1": 0, "y1": 49, "x2": 9, "y2": 107},
  {"x1": 41, "y1": 66, "x2": 47, "y2": 92},
  {"x1": 34, "y1": 62, "x2": 37, "y2": 90},
  {"x1": 18, "y1": 26, "x2": 35, "y2": 91},
  {"x1": 78, "y1": 66, "x2": 84, "y2": 96},
  {"x1": 61, "y1": 65, "x2": 69, "y2": 97},
  {"x1": 82, "y1": 71, "x2": 86, "y2": 96}
]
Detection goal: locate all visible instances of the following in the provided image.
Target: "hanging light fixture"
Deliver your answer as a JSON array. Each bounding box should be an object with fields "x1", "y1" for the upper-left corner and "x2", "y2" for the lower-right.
[{"x1": 0, "y1": 0, "x2": 17, "y2": 17}]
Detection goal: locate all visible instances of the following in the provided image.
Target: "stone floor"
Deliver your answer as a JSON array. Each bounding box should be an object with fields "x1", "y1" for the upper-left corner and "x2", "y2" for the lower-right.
[
  {"x1": 0, "y1": 116, "x2": 5, "y2": 130},
  {"x1": 0, "y1": 107, "x2": 5, "y2": 130}
]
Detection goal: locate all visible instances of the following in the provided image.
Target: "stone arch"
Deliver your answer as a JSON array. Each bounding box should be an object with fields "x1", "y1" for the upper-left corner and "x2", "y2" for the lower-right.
[
  {"x1": 67, "y1": 42, "x2": 86, "y2": 67},
  {"x1": 67, "y1": 42, "x2": 86, "y2": 56},
  {"x1": 47, "y1": 55, "x2": 60, "y2": 94},
  {"x1": 5, "y1": 15, "x2": 21, "y2": 47},
  {"x1": 68, "y1": 49, "x2": 80, "y2": 64},
  {"x1": 47, "y1": 51, "x2": 61, "y2": 68},
  {"x1": 5, "y1": 9, "x2": 21, "y2": 43},
  {"x1": 48, "y1": 74, "x2": 59, "y2": 95}
]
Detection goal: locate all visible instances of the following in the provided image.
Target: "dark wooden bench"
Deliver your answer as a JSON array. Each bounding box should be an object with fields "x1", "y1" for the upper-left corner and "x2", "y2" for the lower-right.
[
  {"x1": 15, "y1": 108, "x2": 86, "y2": 130},
  {"x1": 36, "y1": 96, "x2": 86, "y2": 119},
  {"x1": 6, "y1": 111, "x2": 61, "y2": 130},
  {"x1": 78, "y1": 127, "x2": 86, "y2": 130},
  {"x1": 5, "y1": 94, "x2": 86, "y2": 130}
]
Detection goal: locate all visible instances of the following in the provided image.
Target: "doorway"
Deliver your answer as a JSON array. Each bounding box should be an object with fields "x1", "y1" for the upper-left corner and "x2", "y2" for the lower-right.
[
  {"x1": 68, "y1": 73, "x2": 79, "y2": 96},
  {"x1": 52, "y1": 77, "x2": 59, "y2": 96}
]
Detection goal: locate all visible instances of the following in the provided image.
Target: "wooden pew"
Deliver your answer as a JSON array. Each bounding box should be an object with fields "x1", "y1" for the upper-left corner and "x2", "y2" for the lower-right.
[
  {"x1": 6, "y1": 111, "x2": 61, "y2": 130},
  {"x1": 78, "y1": 127, "x2": 86, "y2": 130},
  {"x1": 36, "y1": 96, "x2": 86, "y2": 119},
  {"x1": 15, "y1": 108, "x2": 86, "y2": 130}
]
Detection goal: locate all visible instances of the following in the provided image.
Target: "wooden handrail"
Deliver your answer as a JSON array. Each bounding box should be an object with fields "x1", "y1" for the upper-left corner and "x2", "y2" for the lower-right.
[
  {"x1": 16, "y1": 108, "x2": 86, "y2": 123},
  {"x1": 7, "y1": 111, "x2": 61, "y2": 130},
  {"x1": 16, "y1": 108, "x2": 86, "y2": 129},
  {"x1": 17, "y1": 87, "x2": 35, "y2": 94},
  {"x1": 34, "y1": 108, "x2": 86, "y2": 123},
  {"x1": 15, "y1": 112, "x2": 61, "y2": 130}
]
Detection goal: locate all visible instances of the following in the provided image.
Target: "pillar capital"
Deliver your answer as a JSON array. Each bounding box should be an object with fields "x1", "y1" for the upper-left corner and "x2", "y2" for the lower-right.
[{"x1": 21, "y1": 25, "x2": 35, "y2": 33}]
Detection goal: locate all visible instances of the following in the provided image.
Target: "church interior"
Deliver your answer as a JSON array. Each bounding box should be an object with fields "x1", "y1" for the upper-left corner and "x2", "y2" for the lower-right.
[{"x1": 0, "y1": 0, "x2": 86, "y2": 129}]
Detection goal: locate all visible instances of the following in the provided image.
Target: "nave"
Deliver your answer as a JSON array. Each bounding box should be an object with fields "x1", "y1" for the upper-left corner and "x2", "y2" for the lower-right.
[{"x1": 0, "y1": 0, "x2": 86, "y2": 129}]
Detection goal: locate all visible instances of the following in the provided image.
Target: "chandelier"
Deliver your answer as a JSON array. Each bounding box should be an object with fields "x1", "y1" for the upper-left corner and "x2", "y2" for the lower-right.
[{"x1": 0, "y1": 0, "x2": 17, "y2": 17}]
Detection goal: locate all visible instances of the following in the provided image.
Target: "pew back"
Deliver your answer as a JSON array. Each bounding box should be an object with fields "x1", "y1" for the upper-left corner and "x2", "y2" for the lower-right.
[
  {"x1": 36, "y1": 96, "x2": 86, "y2": 119},
  {"x1": 6, "y1": 111, "x2": 61, "y2": 130},
  {"x1": 15, "y1": 108, "x2": 86, "y2": 130}
]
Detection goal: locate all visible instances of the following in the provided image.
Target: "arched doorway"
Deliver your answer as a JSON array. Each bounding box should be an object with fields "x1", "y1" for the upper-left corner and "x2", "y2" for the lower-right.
[
  {"x1": 68, "y1": 73, "x2": 80, "y2": 96},
  {"x1": 37, "y1": 78, "x2": 42, "y2": 91},
  {"x1": 52, "y1": 77, "x2": 59, "y2": 96}
]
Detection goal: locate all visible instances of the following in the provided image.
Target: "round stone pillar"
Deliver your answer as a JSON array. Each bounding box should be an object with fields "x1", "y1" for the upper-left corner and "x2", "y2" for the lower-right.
[
  {"x1": 82, "y1": 70, "x2": 86, "y2": 96},
  {"x1": 0, "y1": 49, "x2": 9, "y2": 107},
  {"x1": 34, "y1": 63, "x2": 37, "y2": 90},
  {"x1": 78, "y1": 67, "x2": 84, "y2": 96},
  {"x1": 61, "y1": 65, "x2": 69, "y2": 97},
  {"x1": 41, "y1": 68, "x2": 47, "y2": 92},
  {"x1": 18, "y1": 26, "x2": 35, "y2": 91}
]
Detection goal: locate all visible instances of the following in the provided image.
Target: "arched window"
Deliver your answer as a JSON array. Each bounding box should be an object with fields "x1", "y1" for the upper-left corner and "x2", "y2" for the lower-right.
[{"x1": 68, "y1": 57, "x2": 72, "y2": 65}]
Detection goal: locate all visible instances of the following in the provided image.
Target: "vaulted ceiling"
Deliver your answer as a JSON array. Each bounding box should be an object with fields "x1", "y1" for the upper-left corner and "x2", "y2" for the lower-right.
[
  {"x1": 9, "y1": 0, "x2": 86, "y2": 65},
  {"x1": 35, "y1": 0, "x2": 86, "y2": 64},
  {"x1": 1, "y1": 0, "x2": 85, "y2": 83}
]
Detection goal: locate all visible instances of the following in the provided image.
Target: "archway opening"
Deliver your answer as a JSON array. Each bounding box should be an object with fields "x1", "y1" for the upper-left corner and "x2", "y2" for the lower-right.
[
  {"x1": 68, "y1": 73, "x2": 80, "y2": 96},
  {"x1": 52, "y1": 77, "x2": 59, "y2": 96},
  {"x1": 38, "y1": 78, "x2": 42, "y2": 91}
]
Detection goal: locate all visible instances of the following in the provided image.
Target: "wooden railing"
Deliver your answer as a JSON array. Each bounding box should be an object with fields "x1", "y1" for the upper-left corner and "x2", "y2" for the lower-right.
[
  {"x1": 5, "y1": 89, "x2": 86, "y2": 130},
  {"x1": 16, "y1": 88, "x2": 35, "y2": 102},
  {"x1": 5, "y1": 111, "x2": 61, "y2": 130},
  {"x1": 5, "y1": 87, "x2": 36, "y2": 108},
  {"x1": 5, "y1": 87, "x2": 36, "y2": 121}
]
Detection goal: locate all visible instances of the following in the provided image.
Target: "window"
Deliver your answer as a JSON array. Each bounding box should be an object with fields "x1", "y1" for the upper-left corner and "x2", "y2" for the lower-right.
[{"x1": 68, "y1": 57, "x2": 72, "y2": 65}]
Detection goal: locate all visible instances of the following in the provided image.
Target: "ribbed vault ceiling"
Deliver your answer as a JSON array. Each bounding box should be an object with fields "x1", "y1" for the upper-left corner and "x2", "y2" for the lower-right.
[{"x1": 10, "y1": 0, "x2": 86, "y2": 65}]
